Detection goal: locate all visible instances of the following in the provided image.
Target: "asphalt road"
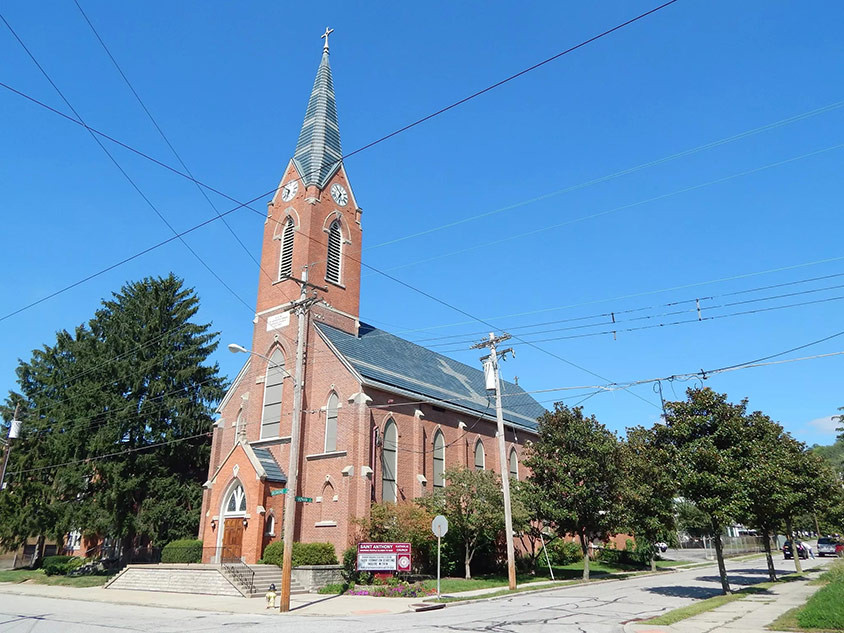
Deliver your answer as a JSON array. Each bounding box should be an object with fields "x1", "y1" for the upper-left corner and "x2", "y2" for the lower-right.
[{"x1": 0, "y1": 556, "x2": 827, "y2": 633}]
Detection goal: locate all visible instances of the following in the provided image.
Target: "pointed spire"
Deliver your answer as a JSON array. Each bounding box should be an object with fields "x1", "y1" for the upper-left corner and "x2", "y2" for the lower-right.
[{"x1": 292, "y1": 30, "x2": 342, "y2": 189}]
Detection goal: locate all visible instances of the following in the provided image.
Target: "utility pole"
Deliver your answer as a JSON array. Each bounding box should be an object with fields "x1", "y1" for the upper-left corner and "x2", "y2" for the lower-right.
[
  {"x1": 0, "y1": 404, "x2": 21, "y2": 492},
  {"x1": 472, "y1": 333, "x2": 516, "y2": 590},
  {"x1": 279, "y1": 267, "x2": 325, "y2": 613}
]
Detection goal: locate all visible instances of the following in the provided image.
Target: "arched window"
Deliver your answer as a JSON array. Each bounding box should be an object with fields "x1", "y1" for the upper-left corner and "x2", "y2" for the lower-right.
[
  {"x1": 326, "y1": 220, "x2": 342, "y2": 284},
  {"x1": 278, "y1": 218, "x2": 295, "y2": 279},
  {"x1": 320, "y1": 482, "x2": 336, "y2": 522},
  {"x1": 509, "y1": 448, "x2": 519, "y2": 480},
  {"x1": 382, "y1": 420, "x2": 398, "y2": 503},
  {"x1": 225, "y1": 483, "x2": 247, "y2": 515},
  {"x1": 265, "y1": 513, "x2": 275, "y2": 536},
  {"x1": 432, "y1": 430, "x2": 445, "y2": 488},
  {"x1": 325, "y1": 393, "x2": 339, "y2": 453},
  {"x1": 474, "y1": 439, "x2": 485, "y2": 471},
  {"x1": 261, "y1": 349, "x2": 285, "y2": 439}
]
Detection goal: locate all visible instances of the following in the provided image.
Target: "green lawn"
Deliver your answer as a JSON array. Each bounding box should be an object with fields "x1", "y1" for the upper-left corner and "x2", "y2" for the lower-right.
[
  {"x1": 0, "y1": 568, "x2": 112, "y2": 587},
  {"x1": 768, "y1": 561, "x2": 844, "y2": 632},
  {"x1": 422, "y1": 559, "x2": 656, "y2": 595}
]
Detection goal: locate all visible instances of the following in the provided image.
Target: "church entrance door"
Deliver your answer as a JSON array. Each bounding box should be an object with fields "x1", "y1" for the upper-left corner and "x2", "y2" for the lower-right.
[{"x1": 222, "y1": 518, "x2": 244, "y2": 561}]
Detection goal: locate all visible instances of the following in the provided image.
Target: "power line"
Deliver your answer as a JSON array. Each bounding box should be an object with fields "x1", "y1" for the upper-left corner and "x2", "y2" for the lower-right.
[
  {"x1": 71, "y1": 0, "x2": 272, "y2": 283},
  {"x1": 0, "y1": 13, "x2": 256, "y2": 315},
  {"x1": 364, "y1": 99, "x2": 844, "y2": 253},
  {"x1": 0, "y1": 0, "x2": 683, "y2": 323},
  {"x1": 428, "y1": 278, "x2": 844, "y2": 350},
  {"x1": 375, "y1": 143, "x2": 844, "y2": 276},
  {"x1": 440, "y1": 293, "x2": 844, "y2": 352}
]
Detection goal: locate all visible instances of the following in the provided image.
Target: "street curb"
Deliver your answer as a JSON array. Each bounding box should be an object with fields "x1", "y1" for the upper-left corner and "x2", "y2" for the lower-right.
[{"x1": 422, "y1": 555, "x2": 766, "y2": 609}]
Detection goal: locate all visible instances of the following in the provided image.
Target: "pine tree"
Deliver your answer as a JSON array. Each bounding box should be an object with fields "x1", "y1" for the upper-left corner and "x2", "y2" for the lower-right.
[{"x1": 1, "y1": 274, "x2": 225, "y2": 556}]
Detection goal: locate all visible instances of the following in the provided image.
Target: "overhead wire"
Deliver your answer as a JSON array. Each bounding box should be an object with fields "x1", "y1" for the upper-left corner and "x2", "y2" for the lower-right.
[
  {"x1": 71, "y1": 0, "x2": 273, "y2": 283},
  {"x1": 0, "y1": 0, "x2": 684, "y2": 324},
  {"x1": 13, "y1": 336, "x2": 844, "y2": 479}
]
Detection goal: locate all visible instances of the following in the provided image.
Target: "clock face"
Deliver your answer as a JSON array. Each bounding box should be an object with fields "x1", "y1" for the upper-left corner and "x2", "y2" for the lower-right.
[
  {"x1": 331, "y1": 183, "x2": 348, "y2": 206},
  {"x1": 281, "y1": 180, "x2": 298, "y2": 202}
]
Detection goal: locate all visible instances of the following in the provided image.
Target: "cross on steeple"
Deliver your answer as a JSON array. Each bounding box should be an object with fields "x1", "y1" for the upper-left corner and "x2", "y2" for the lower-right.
[{"x1": 321, "y1": 27, "x2": 334, "y2": 52}]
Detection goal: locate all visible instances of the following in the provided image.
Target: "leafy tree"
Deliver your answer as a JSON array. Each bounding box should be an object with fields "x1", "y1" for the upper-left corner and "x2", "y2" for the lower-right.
[
  {"x1": 422, "y1": 467, "x2": 504, "y2": 579},
  {"x1": 354, "y1": 501, "x2": 436, "y2": 572},
  {"x1": 524, "y1": 404, "x2": 624, "y2": 581},
  {"x1": 740, "y1": 412, "x2": 800, "y2": 581},
  {"x1": 0, "y1": 275, "x2": 224, "y2": 556},
  {"x1": 657, "y1": 388, "x2": 751, "y2": 594},
  {"x1": 620, "y1": 425, "x2": 677, "y2": 572},
  {"x1": 511, "y1": 479, "x2": 558, "y2": 573},
  {"x1": 675, "y1": 499, "x2": 711, "y2": 539}
]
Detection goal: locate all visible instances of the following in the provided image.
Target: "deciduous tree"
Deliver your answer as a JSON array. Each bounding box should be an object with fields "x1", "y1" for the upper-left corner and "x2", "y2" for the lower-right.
[{"x1": 524, "y1": 404, "x2": 624, "y2": 581}]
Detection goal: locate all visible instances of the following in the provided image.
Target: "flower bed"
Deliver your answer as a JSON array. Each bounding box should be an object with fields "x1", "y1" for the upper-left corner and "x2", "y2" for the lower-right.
[{"x1": 346, "y1": 582, "x2": 435, "y2": 598}]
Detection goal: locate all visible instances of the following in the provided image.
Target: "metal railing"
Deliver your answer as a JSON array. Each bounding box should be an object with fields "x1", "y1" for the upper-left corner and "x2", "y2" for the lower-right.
[{"x1": 220, "y1": 546, "x2": 255, "y2": 595}]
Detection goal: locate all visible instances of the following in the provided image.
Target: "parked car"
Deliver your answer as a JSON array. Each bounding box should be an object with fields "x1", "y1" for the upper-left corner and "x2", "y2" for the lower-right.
[
  {"x1": 655, "y1": 542, "x2": 668, "y2": 553},
  {"x1": 783, "y1": 540, "x2": 808, "y2": 560},
  {"x1": 817, "y1": 537, "x2": 844, "y2": 557}
]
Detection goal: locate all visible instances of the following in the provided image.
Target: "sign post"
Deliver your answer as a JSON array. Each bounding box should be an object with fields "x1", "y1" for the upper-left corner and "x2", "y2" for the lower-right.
[{"x1": 431, "y1": 515, "x2": 449, "y2": 599}]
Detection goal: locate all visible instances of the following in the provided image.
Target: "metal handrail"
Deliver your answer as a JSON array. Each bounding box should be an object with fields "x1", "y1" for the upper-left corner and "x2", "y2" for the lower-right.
[{"x1": 220, "y1": 546, "x2": 255, "y2": 594}]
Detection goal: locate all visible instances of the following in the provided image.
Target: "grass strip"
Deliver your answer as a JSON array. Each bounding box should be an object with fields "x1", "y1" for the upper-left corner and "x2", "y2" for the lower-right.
[
  {"x1": 0, "y1": 569, "x2": 111, "y2": 587},
  {"x1": 768, "y1": 561, "x2": 844, "y2": 632},
  {"x1": 644, "y1": 572, "x2": 808, "y2": 626}
]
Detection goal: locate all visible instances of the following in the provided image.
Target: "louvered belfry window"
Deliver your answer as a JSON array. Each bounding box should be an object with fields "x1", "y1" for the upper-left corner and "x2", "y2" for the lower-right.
[
  {"x1": 326, "y1": 220, "x2": 342, "y2": 283},
  {"x1": 278, "y1": 219, "x2": 294, "y2": 279}
]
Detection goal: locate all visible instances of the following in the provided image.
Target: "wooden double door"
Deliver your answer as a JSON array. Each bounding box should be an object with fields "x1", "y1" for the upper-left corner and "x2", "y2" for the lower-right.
[{"x1": 222, "y1": 518, "x2": 244, "y2": 560}]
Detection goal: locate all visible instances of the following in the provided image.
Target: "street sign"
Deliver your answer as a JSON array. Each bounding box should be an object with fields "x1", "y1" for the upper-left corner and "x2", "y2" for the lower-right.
[
  {"x1": 431, "y1": 515, "x2": 449, "y2": 537},
  {"x1": 295, "y1": 496, "x2": 312, "y2": 503},
  {"x1": 356, "y1": 542, "x2": 412, "y2": 572},
  {"x1": 270, "y1": 488, "x2": 288, "y2": 496}
]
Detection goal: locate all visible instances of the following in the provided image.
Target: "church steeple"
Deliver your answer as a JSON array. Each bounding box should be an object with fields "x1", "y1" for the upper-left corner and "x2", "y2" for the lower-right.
[
  {"x1": 256, "y1": 29, "x2": 362, "y2": 334},
  {"x1": 292, "y1": 29, "x2": 342, "y2": 189}
]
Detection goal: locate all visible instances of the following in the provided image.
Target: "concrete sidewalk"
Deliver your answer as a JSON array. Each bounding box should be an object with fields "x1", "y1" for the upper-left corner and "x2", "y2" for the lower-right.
[
  {"x1": 624, "y1": 574, "x2": 821, "y2": 633},
  {"x1": 0, "y1": 582, "x2": 420, "y2": 616}
]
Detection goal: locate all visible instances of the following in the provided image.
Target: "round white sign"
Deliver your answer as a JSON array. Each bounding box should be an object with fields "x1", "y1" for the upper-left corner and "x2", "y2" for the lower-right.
[{"x1": 431, "y1": 515, "x2": 449, "y2": 537}]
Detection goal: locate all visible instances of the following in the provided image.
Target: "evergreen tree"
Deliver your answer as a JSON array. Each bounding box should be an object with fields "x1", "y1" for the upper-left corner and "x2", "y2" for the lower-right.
[{"x1": 0, "y1": 275, "x2": 225, "y2": 556}]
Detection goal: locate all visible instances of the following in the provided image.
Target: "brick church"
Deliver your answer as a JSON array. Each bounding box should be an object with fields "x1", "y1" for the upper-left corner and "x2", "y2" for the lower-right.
[{"x1": 198, "y1": 33, "x2": 546, "y2": 564}]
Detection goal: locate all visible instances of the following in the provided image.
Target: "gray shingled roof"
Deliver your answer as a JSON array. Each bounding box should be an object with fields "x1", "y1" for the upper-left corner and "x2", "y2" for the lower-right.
[
  {"x1": 252, "y1": 447, "x2": 287, "y2": 483},
  {"x1": 292, "y1": 50, "x2": 343, "y2": 189},
  {"x1": 316, "y1": 323, "x2": 545, "y2": 431}
]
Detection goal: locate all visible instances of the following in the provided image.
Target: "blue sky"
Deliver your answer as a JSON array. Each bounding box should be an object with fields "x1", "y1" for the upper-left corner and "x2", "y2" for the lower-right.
[{"x1": 1, "y1": 0, "x2": 842, "y2": 446}]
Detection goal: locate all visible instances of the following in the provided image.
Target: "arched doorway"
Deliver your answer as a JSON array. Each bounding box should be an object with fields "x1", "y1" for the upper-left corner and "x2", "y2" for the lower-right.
[{"x1": 220, "y1": 481, "x2": 247, "y2": 561}]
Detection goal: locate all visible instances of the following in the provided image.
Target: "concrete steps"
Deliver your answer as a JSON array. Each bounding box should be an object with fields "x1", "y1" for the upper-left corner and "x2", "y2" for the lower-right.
[
  {"x1": 106, "y1": 564, "x2": 242, "y2": 596},
  {"x1": 244, "y1": 564, "x2": 306, "y2": 597}
]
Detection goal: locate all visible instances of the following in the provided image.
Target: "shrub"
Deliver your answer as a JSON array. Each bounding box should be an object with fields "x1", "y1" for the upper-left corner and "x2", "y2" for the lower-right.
[
  {"x1": 43, "y1": 555, "x2": 82, "y2": 576},
  {"x1": 261, "y1": 541, "x2": 338, "y2": 568},
  {"x1": 160, "y1": 539, "x2": 203, "y2": 564},
  {"x1": 317, "y1": 582, "x2": 346, "y2": 595},
  {"x1": 293, "y1": 542, "x2": 337, "y2": 566},
  {"x1": 261, "y1": 541, "x2": 284, "y2": 566},
  {"x1": 548, "y1": 539, "x2": 582, "y2": 565}
]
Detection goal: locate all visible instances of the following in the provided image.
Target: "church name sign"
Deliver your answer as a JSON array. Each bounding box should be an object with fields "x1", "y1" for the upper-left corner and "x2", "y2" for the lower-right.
[{"x1": 356, "y1": 542, "x2": 412, "y2": 572}]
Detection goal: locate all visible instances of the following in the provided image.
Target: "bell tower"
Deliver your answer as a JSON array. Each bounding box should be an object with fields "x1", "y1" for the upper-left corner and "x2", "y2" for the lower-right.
[{"x1": 254, "y1": 29, "x2": 362, "y2": 337}]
